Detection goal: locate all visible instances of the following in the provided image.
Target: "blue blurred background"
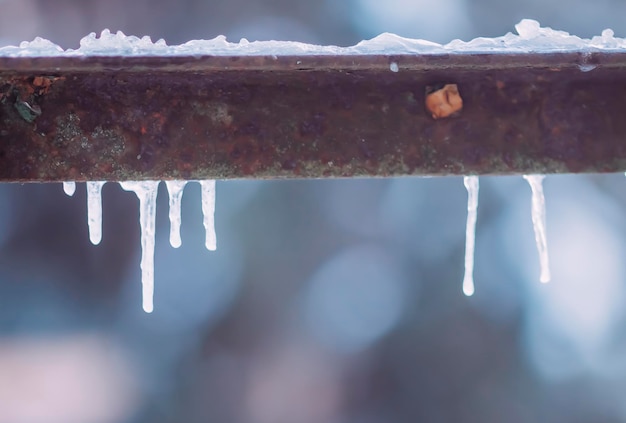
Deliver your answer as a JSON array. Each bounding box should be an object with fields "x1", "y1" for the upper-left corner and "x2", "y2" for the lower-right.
[{"x1": 1, "y1": 1, "x2": 626, "y2": 422}]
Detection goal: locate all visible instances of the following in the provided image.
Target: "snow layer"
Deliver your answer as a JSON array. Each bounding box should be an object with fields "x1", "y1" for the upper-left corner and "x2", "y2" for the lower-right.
[{"x1": 1, "y1": 20, "x2": 625, "y2": 57}]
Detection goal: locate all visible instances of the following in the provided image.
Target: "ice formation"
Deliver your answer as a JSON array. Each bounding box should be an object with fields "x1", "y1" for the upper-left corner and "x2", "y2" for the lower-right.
[
  {"x1": 578, "y1": 51, "x2": 597, "y2": 72},
  {"x1": 62, "y1": 181, "x2": 76, "y2": 197},
  {"x1": 86, "y1": 181, "x2": 106, "y2": 245},
  {"x1": 462, "y1": 176, "x2": 479, "y2": 296},
  {"x1": 26, "y1": 19, "x2": 607, "y2": 311},
  {"x1": 165, "y1": 180, "x2": 187, "y2": 248},
  {"x1": 119, "y1": 181, "x2": 159, "y2": 313},
  {"x1": 523, "y1": 175, "x2": 551, "y2": 283},
  {"x1": 199, "y1": 180, "x2": 217, "y2": 251},
  {"x1": 2, "y1": 19, "x2": 625, "y2": 58},
  {"x1": 65, "y1": 180, "x2": 218, "y2": 312}
]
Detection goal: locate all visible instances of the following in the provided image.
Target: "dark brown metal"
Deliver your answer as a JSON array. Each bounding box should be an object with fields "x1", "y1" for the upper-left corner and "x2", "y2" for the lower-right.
[{"x1": 1, "y1": 52, "x2": 626, "y2": 182}]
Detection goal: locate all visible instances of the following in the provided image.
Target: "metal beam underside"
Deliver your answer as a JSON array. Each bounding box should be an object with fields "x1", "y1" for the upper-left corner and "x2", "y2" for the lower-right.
[{"x1": 1, "y1": 52, "x2": 626, "y2": 182}]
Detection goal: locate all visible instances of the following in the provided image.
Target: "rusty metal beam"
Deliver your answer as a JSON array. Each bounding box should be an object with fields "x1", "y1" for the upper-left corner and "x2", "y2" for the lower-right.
[{"x1": 1, "y1": 52, "x2": 626, "y2": 181}]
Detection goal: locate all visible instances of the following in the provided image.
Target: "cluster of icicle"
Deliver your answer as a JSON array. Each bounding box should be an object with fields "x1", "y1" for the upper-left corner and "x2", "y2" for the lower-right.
[
  {"x1": 462, "y1": 175, "x2": 550, "y2": 297},
  {"x1": 2, "y1": 19, "x2": 626, "y2": 58},
  {"x1": 63, "y1": 174, "x2": 550, "y2": 312},
  {"x1": 63, "y1": 180, "x2": 216, "y2": 313}
]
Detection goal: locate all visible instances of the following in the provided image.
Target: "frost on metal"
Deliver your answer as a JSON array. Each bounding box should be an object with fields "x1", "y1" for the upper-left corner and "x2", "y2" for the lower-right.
[{"x1": 1, "y1": 19, "x2": 625, "y2": 57}]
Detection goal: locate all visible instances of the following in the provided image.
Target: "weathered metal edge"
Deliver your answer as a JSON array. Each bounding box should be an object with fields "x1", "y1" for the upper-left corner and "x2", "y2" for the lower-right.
[{"x1": 1, "y1": 53, "x2": 626, "y2": 181}]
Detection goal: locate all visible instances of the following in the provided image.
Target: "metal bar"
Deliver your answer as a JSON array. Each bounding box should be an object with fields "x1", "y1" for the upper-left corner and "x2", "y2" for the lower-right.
[{"x1": 1, "y1": 52, "x2": 626, "y2": 181}]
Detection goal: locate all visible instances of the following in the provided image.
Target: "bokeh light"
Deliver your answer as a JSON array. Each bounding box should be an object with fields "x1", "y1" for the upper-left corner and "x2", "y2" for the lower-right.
[{"x1": 304, "y1": 244, "x2": 407, "y2": 352}]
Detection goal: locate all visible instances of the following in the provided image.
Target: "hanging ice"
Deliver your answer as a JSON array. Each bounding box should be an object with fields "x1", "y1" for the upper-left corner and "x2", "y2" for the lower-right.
[
  {"x1": 62, "y1": 181, "x2": 76, "y2": 196},
  {"x1": 165, "y1": 181, "x2": 187, "y2": 248},
  {"x1": 199, "y1": 180, "x2": 217, "y2": 251},
  {"x1": 120, "y1": 181, "x2": 160, "y2": 313},
  {"x1": 86, "y1": 181, "x2": 106, "y2": 245},
  {"x1": 463, "y1": 176, "x2": 479, "y2": 296},
  {"x1": 523, "y1": 175, "x2": 551, "y2": 283}
]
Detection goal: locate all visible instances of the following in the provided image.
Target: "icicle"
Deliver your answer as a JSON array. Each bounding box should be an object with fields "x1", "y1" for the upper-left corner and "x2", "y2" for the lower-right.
[
  {"x1": 463, "y1": 176, "x2": 479, "y2": 296},
  {"x1": 523, "y1": 175, "x2": 551, "y2": 283},
  {"x1": 86, "y1": 181, "x2": 106, "y2": 245},
  {"x1": 120, "y1": 181, "x2": 160, "y2": 313},
  {"x1": 165, "y1": 181, "x2": 187, "y2": 248},
  {"x1": 199, "y1": 180, "x2": 217, "y2": 251},
  {"x1": 62, "y1": 181, "x2": 76, "y2": 196}
]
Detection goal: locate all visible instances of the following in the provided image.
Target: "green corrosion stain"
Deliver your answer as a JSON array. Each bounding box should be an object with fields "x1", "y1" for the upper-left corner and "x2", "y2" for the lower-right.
[{"x1": 14, "y1": 100, "x2": 41, "y2": 123}]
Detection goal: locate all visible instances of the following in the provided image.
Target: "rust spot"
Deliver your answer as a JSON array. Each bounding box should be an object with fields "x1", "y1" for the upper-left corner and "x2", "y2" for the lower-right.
[
  {"x1": 1, "y1": 53, "x2": 625, "y2": 180},
  {"x1": 29, "y1": 75, "x2": 64, "y2": 96},
  {"x1": 299, "y1": 113, "x2": 326, "y2": 136},
  {"x1": 425, "y1": 84, "x2": 463, "y2": 119},
  {"x1": 1, "y1": 75, "x2": 65, "y2": 123}
]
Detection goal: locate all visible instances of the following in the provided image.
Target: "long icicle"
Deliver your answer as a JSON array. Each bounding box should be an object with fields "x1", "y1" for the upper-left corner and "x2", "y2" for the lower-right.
[
  {"x1": 463, "y1": 176, "x2": 479, "y2": 296},
  {"x1": 199, "y1": 180, "x2": 217, "y2": 251},
  {"x1": 120, "y1": 181, "x2": 160, "y2": 313},
  {"x1": 523, "y1": 175, "x2": 551, "y2": 283},
  {"x1": 165, "y1": 181, "x2": 187, "y2": 248},
  {"x1": 86, "y1": 181, "x2": 106, "y2": 245}
]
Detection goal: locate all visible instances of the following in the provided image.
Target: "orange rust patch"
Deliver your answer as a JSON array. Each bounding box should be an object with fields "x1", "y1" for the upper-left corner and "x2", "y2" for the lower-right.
[
  {"x1": 425, "y1": 84, "x2": 463, "y2": 119},
  {"x1": 30, "y1": 76, "x2": 64, "y2": 96}
]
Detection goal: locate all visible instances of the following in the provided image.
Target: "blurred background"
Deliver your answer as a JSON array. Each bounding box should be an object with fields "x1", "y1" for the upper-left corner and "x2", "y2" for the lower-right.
[{"x1": 2, "y1": 1, "x2": 626, "y2": 422}]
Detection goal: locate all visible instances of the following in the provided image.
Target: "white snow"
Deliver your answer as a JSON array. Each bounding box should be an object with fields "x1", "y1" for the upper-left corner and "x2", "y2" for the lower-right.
[
  {"x1": 0, "y1": 37, "x2": 65, "y2": 57},
  {"x1": 164, "y1": 180, "x2": 187, "y2": 248},
  {"x1": 120, "y1": 181, "x2": 160, "y2": 313},
  {"x1": 523, "y1": 175, "x2": 551, "y2": 283},
  {"x1": 2, "y1": 19, "x2": 625, "y2": 57},
  {"x1": 463, "y1": 176, "x2": 479, "y2": 296},
  {"x1": 86, "y1": 181, "x2": 106, "y2": 245},
  {"x1": 63, "y1": 181, "x2": 76, "y2": 197},
  {"x1": 199, "y1": 180, "x2": 217, "y2": 251},
  {"x1": 591, "y1": 29, "x2": 624, "y2": 49},
  {"x1": 389, "y1": 62, "x2": 399, "y2": 72}
]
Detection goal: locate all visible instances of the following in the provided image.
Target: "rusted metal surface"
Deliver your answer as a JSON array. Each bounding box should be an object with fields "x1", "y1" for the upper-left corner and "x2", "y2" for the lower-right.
[{"x1": 1, "y1": 52, "x2": 626, "y2": 181}]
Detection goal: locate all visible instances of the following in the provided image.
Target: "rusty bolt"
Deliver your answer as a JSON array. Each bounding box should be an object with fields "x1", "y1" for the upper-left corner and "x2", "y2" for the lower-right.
[{"x1": 425, "y1": 83, "x2": 463, "y2": 119}]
